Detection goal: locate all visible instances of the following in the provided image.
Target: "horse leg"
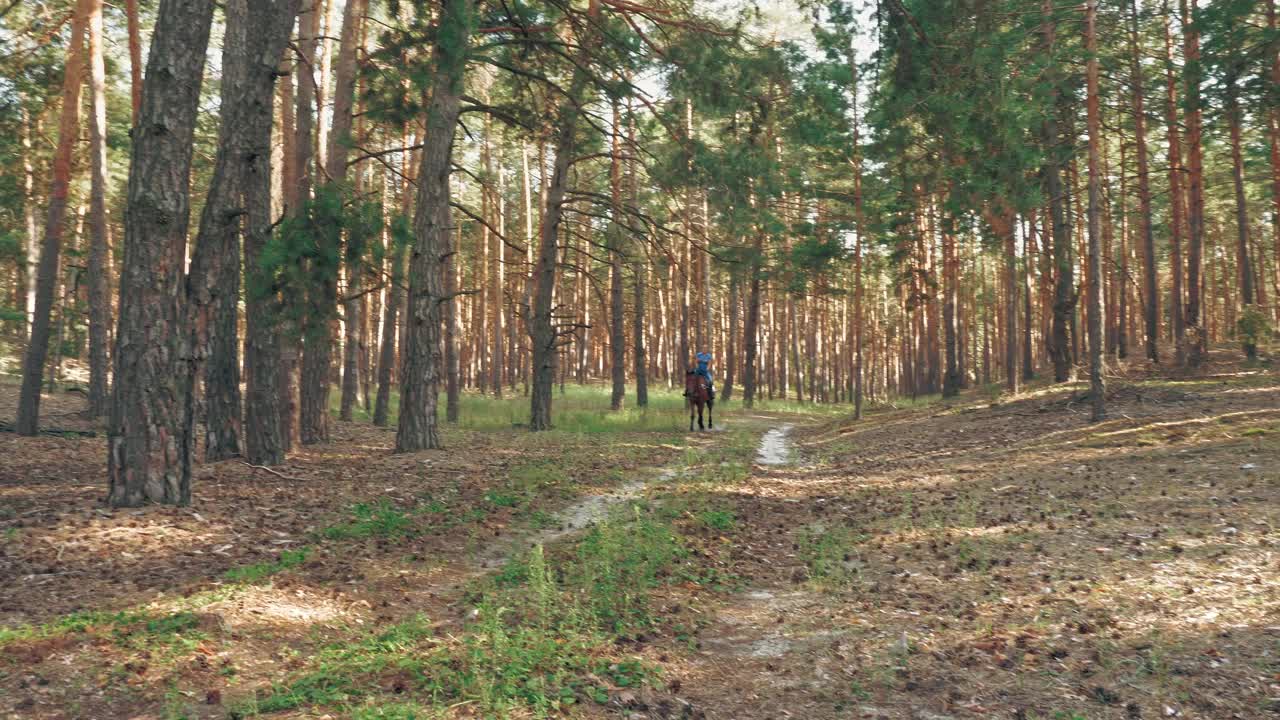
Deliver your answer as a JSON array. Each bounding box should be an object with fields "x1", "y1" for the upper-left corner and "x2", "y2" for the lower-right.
[
  {"x1": 698, "y1": 404, "x2": 704, "y2": 430},
  {"x1": 689, "y1": 405, "x2": 694, "y2": 432},
  {"x1": 707, "y1": 399, "x2": 713, "y2": 429}
]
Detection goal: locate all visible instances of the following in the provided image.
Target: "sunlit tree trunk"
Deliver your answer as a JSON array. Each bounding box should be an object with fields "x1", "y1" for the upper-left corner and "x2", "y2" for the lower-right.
[
  {"x1": 125, "y1": 0, "x2": 141, "y2": 123},
  {"x1": 608, "y1": 98, "x2": 626, "y2": 410},
  {"x1": 17, "y1": 0, "x2": 88, "y2": 436},
  {"x1": 1181, "y1": 0, "x2": 1207, "y2": 366},
  {"x1": 1162, "y1": 0, "x2": 1187, "y2": 364},
  {"x1": 85, "y1": 0, "x2": 112, "y2": 417},
  {"x1": 242, "y1": 0, "x2": 300, "y2": 465},
  {"x1": 1085, "y1": 0, "x2": 1106, "y2": 421},
  {"x1": 190, "y1": 0, "x2": 258, "y2": 460},
  {"x1": 1129, "y1": 0, "x2": 1158, "y2": 362},
  {"x1": 1225, "y1": 66, "x2": 1256, "y2": 358},
  {"x1": 1042, "y1": 0, "x2": 1074, "y2": 384},
  {"x1": 108, "y1": 0, "x2": 216, "y2": 506},
  {"x1": 333, "y1": 0, "x2": 368, "y2": 419}
]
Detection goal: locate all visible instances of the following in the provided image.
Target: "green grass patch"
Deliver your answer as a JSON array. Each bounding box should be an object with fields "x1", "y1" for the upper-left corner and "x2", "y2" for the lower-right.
[
  {"x1": 797, "y1": 523, "x2": 867, "y2": 590},
  {"x1": 222, "y1": 547, "x2": 311, "y2": 583},
  {"x1": 324, "y1": 501, "x2": 415, "y2": 541},
  {"x1": 696, "y1": 509, "x2": 737, "y2": 532}
]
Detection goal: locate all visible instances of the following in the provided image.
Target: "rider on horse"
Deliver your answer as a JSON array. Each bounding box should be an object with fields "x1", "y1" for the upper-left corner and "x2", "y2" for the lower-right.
[{"x1": 687, "y1": 351, "x2": 715, "y2": 399}]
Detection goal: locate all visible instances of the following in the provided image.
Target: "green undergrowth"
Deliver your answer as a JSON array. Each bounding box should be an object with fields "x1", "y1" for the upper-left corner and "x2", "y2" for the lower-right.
[
  {"x1": 231, "y1": 429, "x2": 767, "y2": 718},
  {"x1": 0, "y1": 607, "x2": 209, "y2": 654},
  {"x1": 797, "y1": 523, "x2": 869, "y2": 591},
  {"x1": 233, "y1": 510, "x2": 684, "y2": 718}
]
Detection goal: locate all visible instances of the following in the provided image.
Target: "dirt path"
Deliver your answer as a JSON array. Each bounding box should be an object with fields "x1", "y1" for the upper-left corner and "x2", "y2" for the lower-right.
[{"x1": 647, "y1": 366, "x2": 1280, "y2": 720}]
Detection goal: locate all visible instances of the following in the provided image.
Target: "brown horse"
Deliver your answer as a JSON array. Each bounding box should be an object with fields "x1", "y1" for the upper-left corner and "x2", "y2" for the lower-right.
[{"x1": 685, "y1": 371, "x2": 713, "y2": 431}]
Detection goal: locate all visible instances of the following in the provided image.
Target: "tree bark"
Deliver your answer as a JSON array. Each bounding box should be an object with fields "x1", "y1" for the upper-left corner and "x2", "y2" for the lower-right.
[
  {"x1": 1181, "y1": 0, "x2": 1207, "y2": 366},
  {"x1": 1085, "y1": 0, "x2": 1107, "y2": 422},
  {"x1": 374, "y1": 241, "x2": 404, "y2": 426},
  {"x1": 125, "y1": 0, "x2": 142, "y2": 124},
  {"x1": 108, "y1": 0, "x2": 216, "y2": 506},
  {"x1": 609, "y1": 98, "x2": 626, "y2": 411},
  {"x1": 530, "y1": 0, "x2": 599, "y2": 431},
  {"x1": 1226, "y1": 73, "x2": 1256, "y2": 358},
  {"x1": 243, "y1": 0, "x2": 300, "y2": 465},
  {"x1": 86, "y1": 0, "x2": 112, "y2": 417},
  {"x1": 1162, "y1": 0, "x2": 1187, "y2": 364},
  {"x1": 1041, "y1": 0, "x2": 1074, "y2": 384},
  {"x1": 17, "y1": 0, "x2": 88, "y2": 436},
  {"x1": 190, "y1": 0, "x2": 257, "y2": 460},
  {"x1": 397, "y1": 0, "x2": 469, "y2": 451},
  {"x1": 331, "y1": 0, "x2": 368, "y2": 419},
  {"x1": 1129, "y1": 0, "x2": 1159, "y2": 363}
]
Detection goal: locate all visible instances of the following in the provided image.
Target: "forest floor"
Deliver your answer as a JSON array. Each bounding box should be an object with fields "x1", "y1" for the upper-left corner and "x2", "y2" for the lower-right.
[{"x1": 1, "y1": 349, "x2": 1278, "y2": 720}]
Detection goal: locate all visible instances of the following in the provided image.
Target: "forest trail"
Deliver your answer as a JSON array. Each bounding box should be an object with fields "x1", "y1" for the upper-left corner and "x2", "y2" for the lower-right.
[
  {"x1": 4, "y1": 359, "x2": 1280, "y2": 720},
  {"x1": 629, "y1": 357, "x2": 1280, "y2": 720}
]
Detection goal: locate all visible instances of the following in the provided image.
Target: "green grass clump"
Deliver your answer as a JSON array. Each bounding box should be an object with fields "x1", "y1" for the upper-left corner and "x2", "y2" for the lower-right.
[
  {"x1": 797, "y1": 523, "x2": 867, "y2": 590},
  {"x1": 223, "y1": 547, "x2": 311, "y2": 583},
  {"x1": 323, "y1": 501, "x2": 415, "y2": 541},
  {"x1": 696, "y1": 509, "x2": 737, "y2": 532}
]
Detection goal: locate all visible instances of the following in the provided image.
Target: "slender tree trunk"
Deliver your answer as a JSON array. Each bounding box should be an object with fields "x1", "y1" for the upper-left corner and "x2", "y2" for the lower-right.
[
  {"x1": 125, "y1": 0, "x2": 142, "y2": 124},
  {"x1": 742, "y1": 232, "x2": 763, "y2": 409},
  {"x1": 1042, "y1": 0, "x2": 1074, "y2": 384},
  {"x1": 374, "y1": 241, "x2": 404, "y2": 426},
  {"x1": 282, "y1": 0, "x2": 321, "y2": 450},
  {"x1": 1270, "y1": 0, "x2": 1280, "y2": 327},
  {"x1": 445, "y1": 178, "x2": 461, "y2": 422},
  {"x1": 1181, "y1": 0, "x2": 1207, "y2": 366},
  {"x1": 1129, "y1": 0, "x2": 1159, "y2": 362},
  {"x1": 20, "y1": 106, "x2": 38, "y2": 343},
  {"x1": 108, "y1": 0, "x2": 216, "y2": 506},
  {"x1": 242, "y1": 0, "x2": 299, "y2": 465},
  {"x1": 1085, "y1": 0, "x2": 1106, "y2": 421},
  {"x1": 190, "y1": 0, "x2": 260, "y2": 460},
  {"x1": 1163, "y1": 0, "x2": 1187, "y2": 364},
  {"x1": 609, "y1": 98, "x2": 626, "y2": 410},
  {"x1": 724, "y1": 275, "x2": 738, "y2": 402},
  {"x1": 397, "y1": 0, "x2": 469, "y2": 451},
  {"x1": 17, "y1": 0, "x2": 88, "y2": 436},
  {"x1": 85, "y1": 0, "x2": 112, "y2": 417},
  {"x1": 1226, "y1": 76, "x2": 1256, "y2": 358},
  {"x1": 332, "y1": 0, "x2": 368, "y2": 419},
  {"x1": 530, "y1": 0, "x2": 599, "y2": 431}
]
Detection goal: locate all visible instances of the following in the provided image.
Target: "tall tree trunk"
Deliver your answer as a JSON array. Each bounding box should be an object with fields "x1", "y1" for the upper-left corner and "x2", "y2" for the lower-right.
[
  {"x1": 609, "y1": 98, "x2": 626, "y2": 410},
  {"x1": 242, "y1": 0, "x2": 300, "y2": 465},
  {"x1": 108, "y1": 0, "x2": 216, "y2": 506},
  {"x1": 742, "y1": 233, "x2": 763, "y2": 409},
  {"x1": 445, "y1": 177, "x2": 461, "y2": 422},
  {"x1": 396, "y1": 0, "x2": 469, "y2": 451},
  {"x1": 1042, "y1": 0, "x2": 1074, "y2": 384},
  {"x1": 1269, "y1": 0, "x2": 1280, "y2": 326},
  {"x1": 629, "y1": 108, "x2": 648, "y2": 408},
  {"x1": 1085, "y1": 0, "x2": 1106, "y2": 421},
  {"x1": 1163, "y1": 0, "x2": 1187, "y2": 364},
  {"x1": 332, "y1": 0, "x2": 368, "y2": 419},
  {"x1": 86, "y1": 0, "x2": 112, "y2": 417},
  {"x1": 1129, "y1": 0, "x2": 1159, "y2": 362},
  {"x1": 530, "y1": 0, "x2": 599, "y2": 431},
  {"x1": 723, "y1": 275, "x2": 738, "y2": 402},
  {"x1": 1181, "y1": 0, "x2": 1207, "y2": 366},
  {"x1": 374, "y1": 241, "x2": 405, "y2": 426},
  {"x1": 190, "y1": 0, "x2": 258, "y2": 460},
  {"x1": 17, "y1": 0, "x2": 88, "y2": 436},
  {"x1": 20, "y1": 106, "x2": 37, "y2": 343},
  {"x1": 1226, "y1": 75, "x2": 1256, "y2": 358},
  {"x1": 125, "y1": 0, "x2": 142, "y2": 123},
  {"x1": 296, "y1": 0, "x2": 334, "y2": 444},
  {"x1": 282, "y1": 0, "x2": 321, "y2": 450}
]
